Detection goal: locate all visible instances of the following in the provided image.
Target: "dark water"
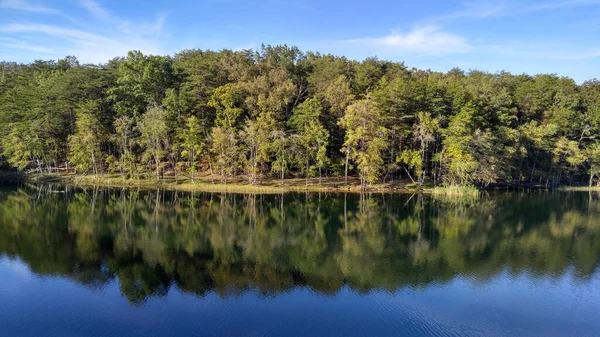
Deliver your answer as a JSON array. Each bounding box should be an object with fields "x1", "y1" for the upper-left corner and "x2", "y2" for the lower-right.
[{"x1": 1, "y1": 185, "x2": 600, "y2": 337}]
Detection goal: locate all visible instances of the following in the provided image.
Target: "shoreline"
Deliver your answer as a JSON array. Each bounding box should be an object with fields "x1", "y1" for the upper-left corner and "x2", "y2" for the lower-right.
[
  {"x1": 21, "y1": 173, "x2": 425, "y2": 194},
  {"x1": 5, "y1": 172, "x2": 594, "y2": 195}
]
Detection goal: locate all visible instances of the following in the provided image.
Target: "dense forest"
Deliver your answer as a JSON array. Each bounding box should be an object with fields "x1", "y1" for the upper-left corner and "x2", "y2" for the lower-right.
[
  {"x1": 1, "y1": 45, "x2": 599, "y2": 188},
  {"x1": 1, "y1": 187, "x2": 598, "y2": 303}
]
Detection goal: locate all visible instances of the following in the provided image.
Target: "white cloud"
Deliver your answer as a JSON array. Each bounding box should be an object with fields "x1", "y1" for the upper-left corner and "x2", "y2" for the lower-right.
[
  {"x1": 437, "y1": 0, "x2": 600, "y2": 21},
  {"x1": 444, "y1": 1, "x2": 510, "y2": 20},
  {"x1": 1, "y1": 23, "x2": 165, "y2": 63},
  {"x1": 79, "y1": 0, "x2": 166, "y2": 36},
  {"x1": 487, "y1": 43, "x2": 600, "y2": 60},
  {"x1": 79, "y1": 0, "x2": 111, "y2": 21},
  {"x1": 0, "y1": 0, "x2": 60, "y2": 14},
  {"x1": 347, "y1": 26, "x2": 471, "y2": 56},
  {"x1": 530, "y1": 0, "x2": 600, "y2": 11},
  {"x1": 0, "y1": 0, "x2": 169, "y2": 63},
  {"x1": 0, "y1": 36, "x2": 61, "y2": 54},
  {"x1": 0, "y1": 0, "x2": 82, "y2": 25},
  {"x1": 3, "y1": 23, "x2": 112, "y2": 44}
]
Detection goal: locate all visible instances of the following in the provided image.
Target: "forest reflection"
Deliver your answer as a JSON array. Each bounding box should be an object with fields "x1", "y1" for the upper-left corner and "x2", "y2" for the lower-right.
[{"x1": 1, "y1": 185, "x2": 599, "y2": 304}]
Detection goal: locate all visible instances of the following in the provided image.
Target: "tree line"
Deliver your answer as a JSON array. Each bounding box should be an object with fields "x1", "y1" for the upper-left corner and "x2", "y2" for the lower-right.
[{"x1": 1, "y1": 46, "x2": 600, "y2": 188}]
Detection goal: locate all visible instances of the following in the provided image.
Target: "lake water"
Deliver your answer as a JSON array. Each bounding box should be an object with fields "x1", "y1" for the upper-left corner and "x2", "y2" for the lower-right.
[{"x1": 1, "y1": 185, "x2": 599, "y2": 337}]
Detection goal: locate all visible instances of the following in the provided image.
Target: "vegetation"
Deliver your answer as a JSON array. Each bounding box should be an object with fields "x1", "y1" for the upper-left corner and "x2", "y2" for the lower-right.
[
  {"x1": 431, "y1": 185, "x2": 480, "y2": 197},
  {"x1": 0, "y1": 186, "x2": 599, "y2": 303},
  {"x1": 1, "y1": 47, "x2": 600, "y2": 190}
]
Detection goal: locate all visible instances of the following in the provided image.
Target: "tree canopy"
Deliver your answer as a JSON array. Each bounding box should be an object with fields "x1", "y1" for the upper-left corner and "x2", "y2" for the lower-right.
[{"x1": 1, "y1": 46, "x2": 599, "y2": 187}]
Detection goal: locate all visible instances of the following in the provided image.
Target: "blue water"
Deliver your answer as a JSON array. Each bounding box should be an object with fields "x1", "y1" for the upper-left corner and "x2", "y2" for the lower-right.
[
  {"x1": 1, "y1": 186, "x2": 599, "y2": 336},
  {"x1": 2, "y1": 258, "x2": 599, "y2": 337}
]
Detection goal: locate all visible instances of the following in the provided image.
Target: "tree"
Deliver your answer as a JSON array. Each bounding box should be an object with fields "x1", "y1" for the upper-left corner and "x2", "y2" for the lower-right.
[
  {"x1": 208, "y1": 83, "x2": 245, "y2": 129},
  {"x1": 112, "y1": 116, "x2": 136, "y2": 178},
  {"x1": 139, "y1": 104, "x2": 169, "y2": 181},
  {"x1": 210, "y1": 126, "x2": 238, "y2": 183},
  {"x1": 339, "y1": 99, "x2": 388, "y2": 189},
  {"x1": 270, "y1": 129, "x2": 289, "y2": 185},
  {"x1": 585, "y1": 142, "x2": 600, "y2": 186},
  {"x1": 441, "y1": 102, "x2": 480, "y2": 185},
  {"x1": 240, "y1": 113, "x2": 276, "y2": 184},
  {"x1": 108, "y1": 51, "x2": 174, "y2": 118},
  {"x1": 179, "y1": 115, "x2": 205, "y2": 182},
  {"x1": 68, "y1": 101, "x2": 106, "y2": 176},
  {"x1": 399, "y1": 112, "x2": 439, "y2": 185},
  {"x1": 288, "y1": 98, "x2": 330, "y2": 184}
]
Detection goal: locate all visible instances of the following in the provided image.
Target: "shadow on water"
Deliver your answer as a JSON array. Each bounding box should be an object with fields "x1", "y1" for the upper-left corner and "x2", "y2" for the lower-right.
[{"x1": 0, "y1": 184, "x2": 599, "y2": 304}]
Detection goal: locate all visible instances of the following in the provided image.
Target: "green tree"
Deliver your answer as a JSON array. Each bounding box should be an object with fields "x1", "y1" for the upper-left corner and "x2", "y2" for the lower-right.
[
  {"x1": 139, "y1": 104, "x2": 169, "y2": 181},
  {"x1": 288, "y1": 98, "x2": 330, "y2": 184},
  {"x1": 210, "y1": 126, "x2": 238, "y2": 183},
  {"x1": 179, "y1": 115, "x2": 205, "y2": 182},
  {"x1": 339, "y1": 99, "x2": 389, "y2": 189},
  {"x1": 68, "y1": 101, "x2": 106, "y2": 176}
]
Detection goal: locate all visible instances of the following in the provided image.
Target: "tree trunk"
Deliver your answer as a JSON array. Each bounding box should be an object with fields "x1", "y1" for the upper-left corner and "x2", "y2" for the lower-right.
[
  {"x1": 91, "y1": 151, "x2": 97, "y2": 178},
  {"x1": 191, "y1": 150, "x2": 195, "y2": 183},
  {"x1": 306, "y1": 157, "x2": 310, "y2": 186},
  {"x1": 344, "y1": 149, "x2": 349, "y2": 185},
  {"x1": 281, "y1": 138, "x2": 285, "y2": 185},
  {"x1": 155, "y1": 152, "x2": 160, "y2": 182},
  {"x1": 319, "y1": 166, "x2": 322, "y2": 185}
]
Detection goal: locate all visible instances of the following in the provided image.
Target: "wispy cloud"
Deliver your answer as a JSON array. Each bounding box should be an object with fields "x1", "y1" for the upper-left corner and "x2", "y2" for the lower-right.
[
  {"x1": 0, "y1": 0, "x2": 168, "y2": 63},
  {"x1": 79, "y1": 0, "x2": 111, "y2": 21},
  {"x1": 530, "y1": 0, "x2": 600, "y2": 11},
  {"x1": 0, "y1": 0, "x2": 60, "y2": 14},
  {"x1": 487, "y1": 43, "x2": 600, "y2": 61},
  {"x1": 1, "y1": 22, "x2": 164, "y2": 63},
  {"x1": 346, "y1": 26, "x2": 471, "y2": 56},
  {"x1": 0, "y1": 36, "x2": 60, "y2": 54},
  {"x1": 442, "y1": 0, "x2": 510, "y2": 20},
  {"x1": 435, "y1": 0, "x2": 600, "y2": 21},
  {"x1": 79, "y1": 0, "x2": 166, "y2": 36},
  {"x1": 0, "y1": 0, "x2": 82, "y2": 25}
]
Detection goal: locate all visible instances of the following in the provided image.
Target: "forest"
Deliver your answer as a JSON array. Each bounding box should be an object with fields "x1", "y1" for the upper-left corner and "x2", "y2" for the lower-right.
[{"x1": 1, "y1": 45, "x2": 599, "y2": 188}]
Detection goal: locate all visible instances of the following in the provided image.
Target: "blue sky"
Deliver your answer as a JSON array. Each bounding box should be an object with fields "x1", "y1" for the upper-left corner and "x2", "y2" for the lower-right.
[{"x1": 0, "y1": 0, "x2": 599, "y2": 82}]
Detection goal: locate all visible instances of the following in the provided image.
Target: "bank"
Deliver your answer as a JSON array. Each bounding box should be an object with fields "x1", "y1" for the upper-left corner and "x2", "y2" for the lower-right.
[{"x1": 14, "y1": 172, "x2": 427, "y2": 194}]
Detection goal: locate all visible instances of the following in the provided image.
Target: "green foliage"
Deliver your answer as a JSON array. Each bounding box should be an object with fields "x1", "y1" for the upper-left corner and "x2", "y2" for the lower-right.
[
  {"x1": 68, "y1": 101, "x2": 106, "y2": 175},
  {"x1": 179, "y1": 115, "x2": 205, "y2": 181},
  {"x1": 138, "y1": 104, "x2": 169, "y2": 180},
  {"x1": 339, "y1": 99, "x2": 388, "y2": 187},
  {"x1": 210, "y1": 126, "x2": 238, "y2": 183},
  {"x1": 108, "y1": 51, "x2": 173, "y2": 118},
  {"x1": 288, "y1": 98, "x2": 330, "y2": 183},
  {"x1": 1, "y1": 47, "x2": 599, "y2": 188}
]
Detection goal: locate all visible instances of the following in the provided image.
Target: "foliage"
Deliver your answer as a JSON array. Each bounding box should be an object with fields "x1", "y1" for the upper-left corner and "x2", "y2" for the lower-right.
[
  {"x1": 1, "y1": 48, "x2": 600, "y2": 188},
  {"x1": 68, "y1": 100, "x2": 106, "y2": 175}
]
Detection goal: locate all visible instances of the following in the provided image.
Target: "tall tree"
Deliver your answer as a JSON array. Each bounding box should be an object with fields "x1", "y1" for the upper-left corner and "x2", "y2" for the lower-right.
[
  {"x1": 179, "y1": 115, "x2": 204, "y2": 182},
  {"x1": 339, "y1": 98, "x2": 388, "y2": 189},
  {"x1": 139, "y1": 104, "x2": 169, "y2": 181},
  {"x1": 288, "y1": 98, "x2": 330, "y2": 184},
  {"x1": 68, "y1": 101, "x2": 106, "y2": 176}
]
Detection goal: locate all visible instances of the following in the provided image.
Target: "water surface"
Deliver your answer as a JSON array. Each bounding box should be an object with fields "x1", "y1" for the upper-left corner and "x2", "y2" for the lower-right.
[{"x1": 1, "y1": 185, "x2": 599, "y2": 336}]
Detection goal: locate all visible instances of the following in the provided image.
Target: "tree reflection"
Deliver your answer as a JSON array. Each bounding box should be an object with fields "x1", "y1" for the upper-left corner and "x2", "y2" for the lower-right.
[{"x1": 0, "y1": 186, "x2": 599, "y2": 304}]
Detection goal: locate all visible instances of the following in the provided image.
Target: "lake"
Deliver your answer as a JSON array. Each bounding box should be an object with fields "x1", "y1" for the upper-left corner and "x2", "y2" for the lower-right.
[{"x1": 1, "y1": 185, "x2": 599, "y2": 337}]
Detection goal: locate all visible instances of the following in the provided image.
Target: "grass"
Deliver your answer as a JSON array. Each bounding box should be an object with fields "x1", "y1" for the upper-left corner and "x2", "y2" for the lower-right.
[
  {"x1": 15, "y1": 172, "x2": 491, "y2": 197},
  {"x1": 429, "y1": 184, "x2": 480, "y2": 197},
  {"x1": 558, "y1": 185, "x2": 600, "y2": 192},
  {"x1": 25, "y1": 172, "x2": 425, "y2": 194}
]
